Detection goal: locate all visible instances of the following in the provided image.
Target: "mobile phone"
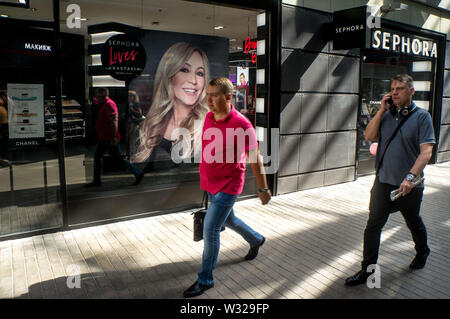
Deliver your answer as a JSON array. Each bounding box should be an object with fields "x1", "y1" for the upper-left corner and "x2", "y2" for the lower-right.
[{"x1": 387, "y1": 97, "x2": 394, "y2": 106}]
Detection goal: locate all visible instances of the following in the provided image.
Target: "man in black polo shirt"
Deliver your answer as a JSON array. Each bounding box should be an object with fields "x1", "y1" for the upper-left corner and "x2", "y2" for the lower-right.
[{"x1": 346, "y1": 74, "x2": 435, "y2": 286}]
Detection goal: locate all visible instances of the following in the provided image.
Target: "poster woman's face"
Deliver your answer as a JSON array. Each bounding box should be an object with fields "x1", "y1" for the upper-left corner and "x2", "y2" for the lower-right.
[{"x1": 172, "y1": 51, "x2": 205, "y2": 107}]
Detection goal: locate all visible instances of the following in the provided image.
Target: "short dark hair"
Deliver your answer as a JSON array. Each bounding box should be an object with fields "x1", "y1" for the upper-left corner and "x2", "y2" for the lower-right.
[
  {"x1": 95, "y1": 87, "x2": 109, "y2": 96},
  {"x1": 391, "y1": 74, "x2": 414, "y2": 88},
  {"x1": 209, "y1": 77, "x2": 233, "y2": 95}
]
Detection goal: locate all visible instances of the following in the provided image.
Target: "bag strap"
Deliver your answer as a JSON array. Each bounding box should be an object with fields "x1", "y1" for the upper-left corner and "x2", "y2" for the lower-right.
[
  {"x1": 202, "y1": 191, "x2": 208, "y2": 210},
  {"x1": 376, "y1": 109, "x2": 415, "y2": 174}
]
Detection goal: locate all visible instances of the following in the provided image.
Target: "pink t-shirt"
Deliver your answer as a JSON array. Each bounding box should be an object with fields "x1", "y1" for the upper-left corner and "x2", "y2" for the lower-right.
[{"x1": 200, "y1": 105, "x2": 258, "y2": 195}]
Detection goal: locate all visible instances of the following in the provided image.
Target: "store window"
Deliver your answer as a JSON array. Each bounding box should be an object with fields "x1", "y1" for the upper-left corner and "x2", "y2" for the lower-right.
[
  {"x1": 358, "y1": 50, "x2": 436, "y2": 175},
  {"x1": 230, "y1": 56, "x2": 257, "y2": 127},
  {"x1": 60, "y1": 0, "x2": 264, "y2": 226},
  {"x1": 0, "y1": 2, "x2": 64, "y2": 237},
  {"x1": 0, "y1": 0, "x2": 268, "y2": 233}
]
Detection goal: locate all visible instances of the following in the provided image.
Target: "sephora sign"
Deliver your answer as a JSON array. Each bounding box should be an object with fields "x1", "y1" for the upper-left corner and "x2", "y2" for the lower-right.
[
  {"x1": 371, "y1": 29, "x2": 437, "y2": 58},
  {"x1": 332, "y1": 6, "x2": 438, "y2": 59},
  {"x1": 100, "y1": 34, "x2": 146, "y2": 81}
]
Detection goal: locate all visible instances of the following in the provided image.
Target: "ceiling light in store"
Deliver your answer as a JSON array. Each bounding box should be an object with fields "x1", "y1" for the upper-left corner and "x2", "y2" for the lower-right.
[
  {"x1": 214, "y1": 25, "x2": 224, "y2": 30},
  {"x1": 0, "y1": 14, "x2": 9, "y2": 18},
  {"x1": 75, "y1": 17, "x2": 88, "y2": 21},
  {"x1": 91, "y1": 31, "x2": 124, "y2": 45},
  {"x1": 230, "y1": 39, "x2": 236, "y2": 42},
  {"x1": 91, "y1": 54, "x2": 101, "y2": 66},
  {"x1": 92, "y1": 75, "x2": 125, "y2": 88}
]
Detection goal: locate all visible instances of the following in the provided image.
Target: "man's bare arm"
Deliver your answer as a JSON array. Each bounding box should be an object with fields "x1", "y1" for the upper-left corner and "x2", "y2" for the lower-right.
[
  {"x1": 247, "y1": 148, "x2": 271, "y2": 205},
  {"x1": 398, "y1": 143, "x2": 434, "y2": 196}
]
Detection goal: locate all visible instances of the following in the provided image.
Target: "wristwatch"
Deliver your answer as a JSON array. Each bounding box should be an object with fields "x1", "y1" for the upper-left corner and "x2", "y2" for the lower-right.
[
  {"x1": 258, "y1": 188, "x2": 270, "y2": 193},
  {"x1": 405, "y1": 173, "x2": 415, "y2": 182}
]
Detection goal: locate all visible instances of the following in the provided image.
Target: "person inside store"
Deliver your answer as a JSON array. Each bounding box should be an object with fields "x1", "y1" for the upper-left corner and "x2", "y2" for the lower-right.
[
  {"x1": 86, "y1": 87, "x2": 144, "y2": 187},
  {"x1": 126, "y1": 90, "x2": 144, "y2": 159},
  {"x1": 133, "y1": 42, "x2": 210, "y2": 164},
  {"x1": 235, "y1": 88, "x2": 247, "y2": 114},
  {"x1": 183, "y1": 77, "x2": 271, "y2": 298},
  {"x1": 345, "y1": 74, "x2": 435, "y2": 287},
  {"x1": 0, "y1": 90, "x2": 11, "y2": 167}
]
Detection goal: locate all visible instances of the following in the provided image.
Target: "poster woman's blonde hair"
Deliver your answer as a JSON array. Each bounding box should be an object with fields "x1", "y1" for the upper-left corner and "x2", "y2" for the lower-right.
[{"x1": 134, "y1": 42, "x2": 210, "y2": 162}]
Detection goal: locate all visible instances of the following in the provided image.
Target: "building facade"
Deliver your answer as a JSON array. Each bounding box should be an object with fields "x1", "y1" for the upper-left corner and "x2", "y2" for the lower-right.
[{"x1": 0, "y1": 0, "x2": 448, "y2": 240}]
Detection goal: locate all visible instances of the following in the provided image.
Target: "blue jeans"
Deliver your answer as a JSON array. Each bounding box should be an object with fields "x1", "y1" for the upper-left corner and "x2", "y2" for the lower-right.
[
  {"x1": 93, "y1": 141, "x2": 142, "y2": 183},
  {"x1": 197, "y1": 191, "x2": 263, "y2": 286}
]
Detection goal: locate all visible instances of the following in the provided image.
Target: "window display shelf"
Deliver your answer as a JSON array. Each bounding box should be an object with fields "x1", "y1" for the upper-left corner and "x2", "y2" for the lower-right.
[
  {"x1": 63, "y1": 118, "x2": 84, "y2": 123},
  {"x1": 44, "y1": 99, "x2": 85, "y2": 143}
]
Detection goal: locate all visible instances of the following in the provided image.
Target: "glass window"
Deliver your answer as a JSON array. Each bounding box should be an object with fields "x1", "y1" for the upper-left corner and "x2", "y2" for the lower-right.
[
  {"x1": 0, "y1": 2, "x2": 63, "y2": 237},
  {"x1": 0, "y1": 0, "x2": 266, "y2": 234},
  {"x1": 59, "y1": 0, "x2": 263, "y2": 225}
]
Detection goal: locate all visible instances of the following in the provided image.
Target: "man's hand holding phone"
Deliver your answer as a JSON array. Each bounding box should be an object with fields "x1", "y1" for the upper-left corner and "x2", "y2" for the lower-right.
[{"x1": 381, "y1": 93, "x2": 394, "y2": 112}]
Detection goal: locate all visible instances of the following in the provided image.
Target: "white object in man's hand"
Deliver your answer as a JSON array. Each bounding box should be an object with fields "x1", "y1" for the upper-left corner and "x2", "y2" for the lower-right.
[{"x1": 390, "y1": 177, "x2": 424, "y2": 201}]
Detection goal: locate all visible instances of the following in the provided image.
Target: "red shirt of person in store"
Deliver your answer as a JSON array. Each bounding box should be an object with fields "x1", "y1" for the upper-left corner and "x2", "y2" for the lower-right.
[{"x1": 96, "y1": 94, "x2": 121, "y2": 143}]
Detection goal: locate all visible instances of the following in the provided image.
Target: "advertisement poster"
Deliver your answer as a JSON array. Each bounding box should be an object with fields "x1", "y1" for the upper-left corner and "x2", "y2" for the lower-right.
[
  {"x1": 125, "y1": 29, "x2": 229, "y2": 163},
  {"x1": 236, "y1": 66, "x2": 249, "y2": 87},
  {"x1": 101, "y1": 33, "x2": 147, "y2": 81},
  {"x1": 7, "y1": 83, "x2": 44, "y2": 148}
]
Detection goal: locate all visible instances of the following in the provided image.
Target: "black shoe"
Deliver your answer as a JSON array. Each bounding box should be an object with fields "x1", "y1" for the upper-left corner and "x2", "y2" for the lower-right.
[
  {"x1": 85, "y1": 181, "x2": 101, "y2": 188},
  {"x1": 133, "y1": 172, "x2": 144, "y2": 185},
  {"x1": 345, "y1": 270, "x2": 371, "y2": 287},
  {"x1": 183, "y1": 281, "x2": 214, "y2": 298},
  {"x1": 245, "y1": 236, "x2": 265, "y2": 261},
  {"x1": 410, "y1": 247, "x2": 430, "y2": 269}
]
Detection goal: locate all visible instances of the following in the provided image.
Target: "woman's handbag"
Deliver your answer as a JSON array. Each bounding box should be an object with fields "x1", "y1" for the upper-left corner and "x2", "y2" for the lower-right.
[{"x1": 191, "y1": 191, "x2": 225, "y2": 242}]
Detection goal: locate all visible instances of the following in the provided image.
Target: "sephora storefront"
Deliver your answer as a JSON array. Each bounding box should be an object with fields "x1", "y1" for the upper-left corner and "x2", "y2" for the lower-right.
[
  {"x1": 276, "y1": 4, "x2": 446, "y2": 194},
  {"x1": 0, "y1": 0, "x2": 447, "y2": 240}
]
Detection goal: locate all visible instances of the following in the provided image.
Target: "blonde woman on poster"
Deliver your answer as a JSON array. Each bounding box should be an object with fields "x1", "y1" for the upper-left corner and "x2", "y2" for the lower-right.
[{"x1": 133, "y1": 42, "x2": 210, "y2": 163}]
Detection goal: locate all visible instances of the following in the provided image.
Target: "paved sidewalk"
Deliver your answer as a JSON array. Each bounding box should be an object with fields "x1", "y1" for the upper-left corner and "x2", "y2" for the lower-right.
[{"x1": 0, "y1": 162, "x2": 449, "y2": 299}]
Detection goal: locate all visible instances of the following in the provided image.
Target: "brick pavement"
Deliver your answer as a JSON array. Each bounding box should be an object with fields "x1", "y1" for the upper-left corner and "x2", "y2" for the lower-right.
[{"x1": 0, "y1": 162, "x2": 449, "y2": 299}]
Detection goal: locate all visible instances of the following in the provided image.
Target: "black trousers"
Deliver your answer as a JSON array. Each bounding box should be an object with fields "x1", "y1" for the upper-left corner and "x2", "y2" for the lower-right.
[
  {"x1": 93, "y1": 141, "x2": 142, "y2": 183},
  {"x1": 361, "y1": 177, "x2": 428, "y2": 270}
]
